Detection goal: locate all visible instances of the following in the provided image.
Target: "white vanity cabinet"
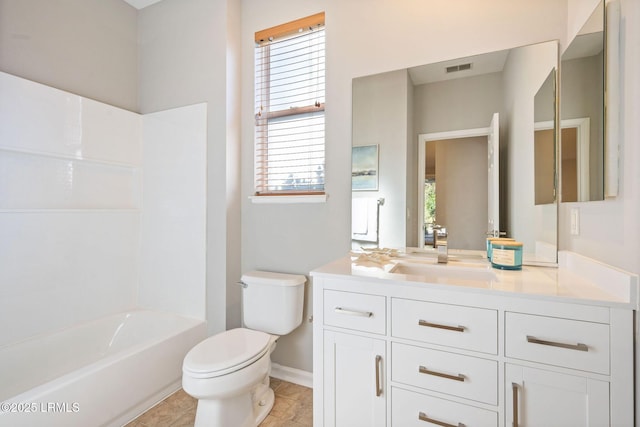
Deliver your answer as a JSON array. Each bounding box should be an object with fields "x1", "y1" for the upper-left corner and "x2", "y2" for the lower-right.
[
  {"x1": 320, "y1": 288, "x2": 387, "y2": 426},
  {"x1": 504, "y1": 309, "x2": 628, "y2": 427},
  {"x1": 311, "y1": 257, "x2": 636, "y2": 427}
]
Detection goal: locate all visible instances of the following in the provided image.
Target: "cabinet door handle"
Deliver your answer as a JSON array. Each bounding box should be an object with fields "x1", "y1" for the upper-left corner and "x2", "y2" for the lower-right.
[
  {"x1": 334, "y1": 307, "x2": 373, "y2": 317},
  {"x1": 375, "y1": 355, "x2": 382, "y2": 396},
  {"x1": 418, "y1": 411, "x2": 465, "y2": 427},
  {"x1": 419, "y1": 365, "x2": 465, "y2": 382},
  {"x1": 419, "y1": 319, "x2": 465, "y2": 332},
  {"x1": 512, "y1": 382, "x2": 519, "y2": 427},
  {"x1": 526, "y1": 335, "x2": 589, "y2": 352}
]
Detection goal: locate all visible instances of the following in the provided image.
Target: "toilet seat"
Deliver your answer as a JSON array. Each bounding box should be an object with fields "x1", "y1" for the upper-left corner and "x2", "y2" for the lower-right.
[{"x1": 183, "y1": 328, "x2": 272, "y2": 379}]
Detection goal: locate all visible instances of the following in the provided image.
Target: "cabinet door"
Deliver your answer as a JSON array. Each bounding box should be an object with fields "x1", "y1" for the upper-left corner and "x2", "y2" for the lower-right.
[
  {"x1": 506, "y1": 364, "x2": 609, "y2": 427},
  {"x1": 323, "y1": 331, "x2": 386, "y2": 427}
]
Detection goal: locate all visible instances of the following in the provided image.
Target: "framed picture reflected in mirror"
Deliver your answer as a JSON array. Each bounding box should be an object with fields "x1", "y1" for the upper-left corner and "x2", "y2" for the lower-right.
[{"x1": 352, "y1": 144, "x2": 379, "y2": 191}]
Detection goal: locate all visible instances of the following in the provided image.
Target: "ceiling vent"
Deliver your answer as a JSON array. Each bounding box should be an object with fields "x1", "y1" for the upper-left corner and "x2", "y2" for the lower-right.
[{"x1": 446, "y1": 63, "x2": 472, "y2": 73}]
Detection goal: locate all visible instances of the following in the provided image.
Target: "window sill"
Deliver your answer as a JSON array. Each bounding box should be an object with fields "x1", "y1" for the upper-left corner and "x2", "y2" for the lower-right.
[{"x1": 249, "y1": 194, "x2": 327, "y2": 204}]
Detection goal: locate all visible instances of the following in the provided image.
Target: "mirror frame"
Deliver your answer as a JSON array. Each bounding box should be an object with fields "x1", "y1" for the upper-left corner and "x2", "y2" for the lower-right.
[{"x1": 604, "y1": 0, "x2": 620, "y2": 197}]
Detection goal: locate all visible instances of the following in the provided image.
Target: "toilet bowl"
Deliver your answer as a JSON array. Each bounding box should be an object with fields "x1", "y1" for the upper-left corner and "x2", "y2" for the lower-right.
[
  {"x1": 182, "y1": 270, "x2": 306, "y2": 427},
  {"x1": 182, "y1": 328, "x2": 278, "y2": 427}
]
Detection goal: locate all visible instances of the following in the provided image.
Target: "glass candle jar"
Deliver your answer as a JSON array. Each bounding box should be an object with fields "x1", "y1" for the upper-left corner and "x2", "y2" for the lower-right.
[
  {"x1": 490, "y1": 241, "x2": 523, "y2": 270},
  {"x1": 486, "y1": 237, "x2": 515, "y2": 259}
]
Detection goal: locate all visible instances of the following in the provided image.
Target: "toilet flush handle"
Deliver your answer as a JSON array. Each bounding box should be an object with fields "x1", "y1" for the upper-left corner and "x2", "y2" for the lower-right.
[{"x1": 237, "y1": 281, "x2": 248, "y2": 288}]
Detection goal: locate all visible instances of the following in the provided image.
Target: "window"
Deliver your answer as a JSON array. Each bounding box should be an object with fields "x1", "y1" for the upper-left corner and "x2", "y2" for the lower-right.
[{"x1": 254, "y1": 12, "x2": 325, "y2": 196}]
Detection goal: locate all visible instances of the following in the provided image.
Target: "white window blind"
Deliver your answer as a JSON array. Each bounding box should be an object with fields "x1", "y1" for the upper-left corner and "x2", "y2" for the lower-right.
[{"x1": 254, "y1": 13, "x2": 325, "y2": 195}]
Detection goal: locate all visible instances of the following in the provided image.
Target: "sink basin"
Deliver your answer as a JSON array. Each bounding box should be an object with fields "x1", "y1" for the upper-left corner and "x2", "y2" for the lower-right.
[{"x1": 389, "y1": 261, "x2": 497, "y2": 283}]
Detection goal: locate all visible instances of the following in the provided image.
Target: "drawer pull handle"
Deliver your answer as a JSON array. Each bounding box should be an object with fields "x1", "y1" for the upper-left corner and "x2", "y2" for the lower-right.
[
  {"x1": 419, "y1": 319, "x2": 465, "y2": 332},
  {"x1": 334, "y1": 307, "x2": 373, "y2": 317},
  {"x1": 526, "y1": 335, "x2": 589, "y2": 352},
  {"x1": 419, "y1": 365, "x2": 465, "y2": 382},
  {"x1": 375, "y1": 355, "x2": 382, "y2": 397},
  {"x1": 419, "y1": 411, "x2": 465, "y2": 427},
  {"x1": 512, "y1": 382, "x2": 519, "y2": 427}
]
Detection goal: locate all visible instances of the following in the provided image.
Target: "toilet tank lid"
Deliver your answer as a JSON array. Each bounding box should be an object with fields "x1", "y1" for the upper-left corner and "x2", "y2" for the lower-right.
[{"x1": 241, "y1": 270, "x2": 306, "y2": 287}]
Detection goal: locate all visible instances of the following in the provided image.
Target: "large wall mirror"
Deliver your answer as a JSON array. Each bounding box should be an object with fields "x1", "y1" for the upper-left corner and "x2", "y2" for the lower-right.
[
  {"x1": 350, "y1": 0, "x2": 610, "y2": 266},
  {"x1": 560, "y1": 0, "x2": 604, "y2": 202},
  {"x1": 352, "y1": 40, "x2": 560, "y2": 264}
]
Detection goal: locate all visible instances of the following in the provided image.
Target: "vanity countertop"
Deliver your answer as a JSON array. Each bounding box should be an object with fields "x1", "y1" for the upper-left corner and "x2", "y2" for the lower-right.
[{"x1": 310, "y1": 250, "x2": 638, "y2": 309}]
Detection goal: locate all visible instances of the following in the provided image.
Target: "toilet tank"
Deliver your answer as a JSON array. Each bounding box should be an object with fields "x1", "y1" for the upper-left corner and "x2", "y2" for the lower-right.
[{"x1": 241, "y1": 270, "x2": 306, "y2": 335}]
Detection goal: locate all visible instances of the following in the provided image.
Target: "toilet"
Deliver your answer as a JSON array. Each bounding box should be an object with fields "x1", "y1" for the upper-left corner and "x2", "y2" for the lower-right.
[{"x1": 182, "y1": 270, "x2": 306, "y2": 427}]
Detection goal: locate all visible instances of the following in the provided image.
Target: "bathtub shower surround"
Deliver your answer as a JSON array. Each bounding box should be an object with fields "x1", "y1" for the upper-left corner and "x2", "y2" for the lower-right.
[
  {"x1": 139, "y1": 105, "x2": 207, "y2": 320},
  {"x1": 0, "y1": 71, "x2": 207, "y2": 425},
  {"x1": 0, "y1": 71, "x2": 143, "y2": 346},
  {"x1": 0, "y1": 72, "x2": 207, "y2": 342}
]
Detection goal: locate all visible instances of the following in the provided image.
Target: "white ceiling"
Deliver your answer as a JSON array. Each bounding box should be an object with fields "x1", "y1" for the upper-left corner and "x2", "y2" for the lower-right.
[{"x1": 123, "y1": 0, "x2": 163, "y2": 9}]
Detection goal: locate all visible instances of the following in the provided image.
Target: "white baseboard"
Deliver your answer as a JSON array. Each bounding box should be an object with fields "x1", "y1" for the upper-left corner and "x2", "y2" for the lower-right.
[{"x1": 270, "y1": 362, "x2": 313, "y2": 389}]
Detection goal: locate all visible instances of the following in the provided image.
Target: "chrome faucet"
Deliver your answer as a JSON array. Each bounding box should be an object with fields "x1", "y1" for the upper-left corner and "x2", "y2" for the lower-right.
[
  {"x1": 432, "y1": 224, "x2": 448, "y2": 263},
  {"x1": 432, "y1": 224, "x2": 442, "y2": 248},
  {"x1": 437, "y1": 242, "x2": 448, "y2": 264}
]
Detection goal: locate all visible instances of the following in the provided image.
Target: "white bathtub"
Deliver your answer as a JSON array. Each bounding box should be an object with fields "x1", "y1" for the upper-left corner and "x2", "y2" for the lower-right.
[{"x1": 0, "y1": 310, "x2": 206, "y2": 427}]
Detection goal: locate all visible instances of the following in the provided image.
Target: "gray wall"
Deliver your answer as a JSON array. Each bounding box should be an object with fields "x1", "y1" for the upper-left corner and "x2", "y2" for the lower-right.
[
  {"x1": 502, "y1": 41, "x2": 558, "y2": 256},
  {"x1": 0, "y1": 0, "x2": 138, "y2": 111},
  {"x1": 352, "y1": 70, "x2": 411, "y2": 249},
  {"x1": 414, "y1": 73, "x2": 504, "y2": 134},
  {"x1": 138, "y1": 0, "x2": 241, "y2": 336}
]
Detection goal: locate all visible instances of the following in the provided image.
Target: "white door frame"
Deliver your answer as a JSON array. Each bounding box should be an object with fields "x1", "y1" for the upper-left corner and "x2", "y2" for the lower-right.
[
  {"x1": 417, "y1": 127, "x2": 490, "y2": 248},
  {"x1": 535, "y1": 117, "x2": 590, "y2": 201}
]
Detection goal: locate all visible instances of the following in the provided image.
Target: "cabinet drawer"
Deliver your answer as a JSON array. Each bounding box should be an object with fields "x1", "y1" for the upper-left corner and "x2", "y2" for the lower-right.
[
  {"x1": 392, "y1": 298, "x2": 497, "y2": 354},
  {"x1": 392, "y1": 387, "x2": 497, "y2": 427},
  {"x1": 324, "y1": 290, "x2": 386, "y2": 334},
  {"x1": 505, "y1": 312, "x2": 610, "y2": 374},
  {"x1": 392, "y1": 343, "x2": 497, "y2": 405}
]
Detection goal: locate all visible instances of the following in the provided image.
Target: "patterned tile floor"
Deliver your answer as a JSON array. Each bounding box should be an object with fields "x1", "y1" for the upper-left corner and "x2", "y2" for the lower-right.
[{"x1": 124, "y1": 378, "x2": 312, "y2": 427}]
